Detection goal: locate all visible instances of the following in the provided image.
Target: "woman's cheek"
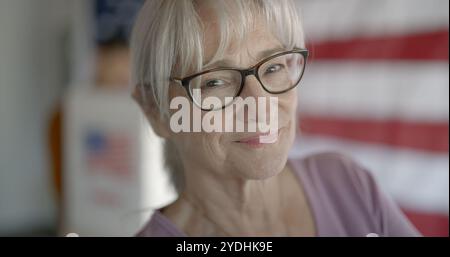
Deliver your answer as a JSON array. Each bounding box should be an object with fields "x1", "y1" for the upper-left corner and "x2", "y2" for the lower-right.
[{"x1": 200, "y1": 132, "x2": 226, "y2": 162}]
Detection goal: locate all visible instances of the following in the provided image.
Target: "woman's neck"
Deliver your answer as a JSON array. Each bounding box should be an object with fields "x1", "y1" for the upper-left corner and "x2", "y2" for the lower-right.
[{"x1": 173, "y1": 162, "x2": 294, "y2": 236}]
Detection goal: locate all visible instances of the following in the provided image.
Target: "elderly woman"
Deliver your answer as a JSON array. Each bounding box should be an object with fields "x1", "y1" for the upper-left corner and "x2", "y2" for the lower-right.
[{"x1": 131, "y1": 0, "x2": 419, "y2": 237}]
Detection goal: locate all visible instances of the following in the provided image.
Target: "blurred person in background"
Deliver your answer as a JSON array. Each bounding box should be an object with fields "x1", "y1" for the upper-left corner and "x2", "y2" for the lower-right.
[{"x1": 131, "y1": 0, "x2": 420, "y2": 237}]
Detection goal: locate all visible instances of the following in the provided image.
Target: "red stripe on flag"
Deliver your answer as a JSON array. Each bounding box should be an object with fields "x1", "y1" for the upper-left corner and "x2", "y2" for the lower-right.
[
  {"x1": 308, "y1": 29, "x2": 449, "y2": 61},
  {"x1": 299, "y1": 115, "x2": 449, "y2": 153},
  {"x1": 402, "y1": 209, "x2": 449, "y2": 237}
]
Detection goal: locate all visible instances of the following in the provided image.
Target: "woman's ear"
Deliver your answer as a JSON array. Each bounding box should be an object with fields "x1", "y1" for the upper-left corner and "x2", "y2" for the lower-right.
[{"x1": 132, "y1": 86, "x2": 171, "y2": 139}]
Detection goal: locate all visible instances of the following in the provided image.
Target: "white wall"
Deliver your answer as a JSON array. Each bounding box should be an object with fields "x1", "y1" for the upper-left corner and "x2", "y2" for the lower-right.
[{"x1": 0, "y1": 0, "x2": 92, "y2": 235}]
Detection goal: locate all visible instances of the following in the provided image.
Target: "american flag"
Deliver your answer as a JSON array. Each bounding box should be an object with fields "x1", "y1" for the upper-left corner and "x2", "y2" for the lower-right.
[
  {"x1": 292, "y1": 0, "x2": 449, "y2": 236},
  {"x1": 85, "y1": 129, "x2": 132, "y2": 180}
]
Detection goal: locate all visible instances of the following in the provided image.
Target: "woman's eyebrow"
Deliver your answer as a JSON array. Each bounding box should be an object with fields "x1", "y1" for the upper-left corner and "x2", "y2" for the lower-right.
[
  {"x1": 203, "y1": 46, "x2": 287, "y2": 69},
  {"x1": 203, "y1": 59, "x2": 235, "y2": 69},
  {"x1": 256, "y1": 46, "x2": 287, "y2": 60}
]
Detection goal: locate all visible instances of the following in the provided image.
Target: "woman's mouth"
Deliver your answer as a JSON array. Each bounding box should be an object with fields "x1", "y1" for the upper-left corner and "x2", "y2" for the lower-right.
[{"x1": 235, "y1": 129, "x2": 279, "y2": 148}]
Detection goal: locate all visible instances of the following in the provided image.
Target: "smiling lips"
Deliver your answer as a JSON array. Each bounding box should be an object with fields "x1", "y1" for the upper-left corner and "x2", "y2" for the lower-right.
[{"x1": 236, "y1": 129, "x2": 279, "y2": 148}]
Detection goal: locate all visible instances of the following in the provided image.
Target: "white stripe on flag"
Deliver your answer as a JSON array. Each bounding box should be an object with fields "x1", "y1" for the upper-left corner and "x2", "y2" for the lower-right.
[
  {"x1": 297, "y1": 0, "x2": 449, "y2": 41},
  {"x1": 298, "y1": 61, "x2": 449, "y2": 122}
]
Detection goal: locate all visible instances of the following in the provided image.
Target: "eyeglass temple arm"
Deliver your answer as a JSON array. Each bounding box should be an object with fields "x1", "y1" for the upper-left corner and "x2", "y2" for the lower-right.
[{"x1": 170, "y1": 77, "x2": 184, "y2": 87}]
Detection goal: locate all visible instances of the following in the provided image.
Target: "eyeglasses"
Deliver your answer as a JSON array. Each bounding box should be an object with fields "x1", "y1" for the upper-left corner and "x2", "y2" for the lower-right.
[{"x1": 170, "y1": 48, "x2": 309, "y2": 111}]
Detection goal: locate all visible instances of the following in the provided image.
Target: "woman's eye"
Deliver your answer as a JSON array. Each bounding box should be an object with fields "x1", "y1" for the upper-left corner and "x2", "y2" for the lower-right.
[
  {"x1": 204, "y1": 79, "x2": 226, "y2": 88},
  {"x1": 264, "y1": 64, "x2": 284, "y2": 74}
]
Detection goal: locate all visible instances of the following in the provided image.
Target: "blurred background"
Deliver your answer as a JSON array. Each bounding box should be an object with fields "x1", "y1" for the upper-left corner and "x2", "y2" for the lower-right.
[{"x1": 0, "y1": 0, "x2": 448, "y2": 236}]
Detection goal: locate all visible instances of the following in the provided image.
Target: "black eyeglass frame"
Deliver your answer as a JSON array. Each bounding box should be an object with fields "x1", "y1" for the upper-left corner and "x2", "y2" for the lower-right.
[{"x1": 170, "y1": 48, "x2": 309, "y2": 111}]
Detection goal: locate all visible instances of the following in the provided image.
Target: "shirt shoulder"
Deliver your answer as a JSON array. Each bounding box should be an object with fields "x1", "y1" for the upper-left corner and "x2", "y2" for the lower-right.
[
  {"x1": 135, "y1": 211, "x2": 186, "y2": 237},
  {"x1": 299, "y1": 152, "x2": 378, "y2": 198},
  {"x1": 290, "y1": 151, "x2": 420, "y2": 236}
]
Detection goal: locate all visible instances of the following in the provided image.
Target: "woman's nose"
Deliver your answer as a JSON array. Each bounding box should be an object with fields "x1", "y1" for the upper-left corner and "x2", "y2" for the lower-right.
[
  {"x1": 239, "y1": 75, "x2": 270, "y2": 99},
  {"x1": 234, "y1": 75, "x2": 275, "y2": 125}
]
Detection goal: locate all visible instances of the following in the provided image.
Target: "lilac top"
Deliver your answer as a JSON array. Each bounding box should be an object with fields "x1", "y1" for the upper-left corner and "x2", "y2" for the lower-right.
[{"x1": 136, "y1": 152, "x2": 421, "y2": 237}]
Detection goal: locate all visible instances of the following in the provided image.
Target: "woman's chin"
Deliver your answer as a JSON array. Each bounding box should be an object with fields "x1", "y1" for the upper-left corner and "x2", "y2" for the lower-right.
[
  {"x1": 232, "y1": 157, "x2": 287, "y2": 180},
  {"x1": 228, "y1": 143, "x2": 292, "y2": 179}
]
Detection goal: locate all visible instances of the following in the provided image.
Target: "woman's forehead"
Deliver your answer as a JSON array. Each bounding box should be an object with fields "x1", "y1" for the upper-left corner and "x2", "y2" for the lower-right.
[{"x1": 201, "y1": 17, "x2": 283, "y2": 68}]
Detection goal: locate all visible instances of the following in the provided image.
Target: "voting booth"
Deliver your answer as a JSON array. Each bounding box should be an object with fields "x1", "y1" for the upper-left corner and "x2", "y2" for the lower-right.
[{"x1": 61, "y1": 87, "x2": 176, "y2": 236}]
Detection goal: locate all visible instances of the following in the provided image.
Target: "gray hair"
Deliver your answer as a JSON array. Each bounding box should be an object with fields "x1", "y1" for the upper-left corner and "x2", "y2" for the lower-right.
[{"x1": 130, "y1": 0, "x2": 305, "y2": 193}]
